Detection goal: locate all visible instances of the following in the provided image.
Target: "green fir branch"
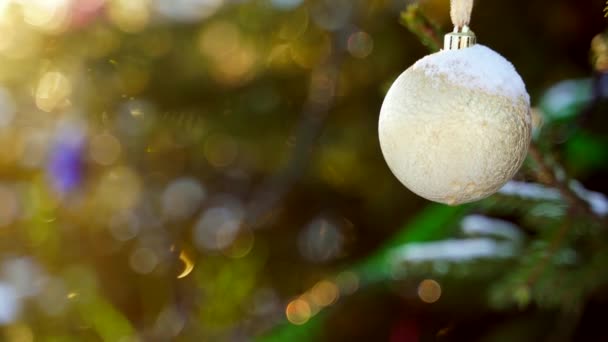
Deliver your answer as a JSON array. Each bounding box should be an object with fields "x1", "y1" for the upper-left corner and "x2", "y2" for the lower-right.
[{"x1": 400, "y1": 4, "x2": 443, "y2": 53}]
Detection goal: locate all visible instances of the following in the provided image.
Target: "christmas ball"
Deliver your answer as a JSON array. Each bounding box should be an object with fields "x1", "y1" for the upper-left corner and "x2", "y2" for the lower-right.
[{"x1": 378, "y1": 44, "x2": 531, "y2": 205}]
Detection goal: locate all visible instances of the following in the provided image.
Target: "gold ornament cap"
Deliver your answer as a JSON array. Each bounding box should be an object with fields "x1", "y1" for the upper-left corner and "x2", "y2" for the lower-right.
[{"x1": 444, "y1": 26, "x2": 476, "y2": 50}]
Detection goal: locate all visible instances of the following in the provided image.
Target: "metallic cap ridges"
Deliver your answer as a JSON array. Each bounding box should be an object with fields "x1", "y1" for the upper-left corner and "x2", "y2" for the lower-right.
[{"x1": 444, "y1": 26, "x2": 476, "y2": 50}]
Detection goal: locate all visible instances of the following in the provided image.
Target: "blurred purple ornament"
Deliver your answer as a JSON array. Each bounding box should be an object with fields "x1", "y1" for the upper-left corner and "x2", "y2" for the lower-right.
[{"x1": 46, "y1": 122, "x2": 86, "y2": 194}]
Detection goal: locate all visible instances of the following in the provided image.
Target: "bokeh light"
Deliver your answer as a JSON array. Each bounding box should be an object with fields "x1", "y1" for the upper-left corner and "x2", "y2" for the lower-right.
[
  {"x1": 221, "y1": 228, "x2": 255, "y2": 259},
  {"x1": 154, "y1": 305, "x2": 185, "y2": 338},
  {"x1": 285, "y1": 298, "x2": 311, "y2": 325},
  {"x1": 198, "y1": 20, "x2": 258, "y2": 85},
  {"x1": 161, "y1": 177, "x2": 206, "y2": 221},
  {"x1": 310, "y1": 280, "x2": 339, "y2": 307},
  {"x1": 35, "y1": 71, "x2": 71, "y2": 113},
  {"x1": 347, "y1": 31, "x2": 374, "y2": 59},
  {"x1": 3, "y1": 258, "x2": 45, "y2": 298},
  {"x1": 417, "y1": 279, "x2": 442, "y2": 304},
  {"x1": 0, "y1": 282, "x2": 20, "y2": 324},
  {"x1": 335, "y1": 271, "x2": 359, "y2": 296},
  {"x1": 22, "y1": 0, "x2": 72, "y2": 33},
  {"x1": 108, "y1": 210, "x2": 140, "y2": 241},
  {"x1": 193, "y1": 199, "x2": 244, "y2": 251},
  {"x1": 108, "y1": 0, "x2": 150, "y2": 33},
  {"x1": 71, "y1": 0, "x2": 105, "y2": 27},
  {"x1": 310, "y1": 0, "x2": 351, "y2": 31},
  {"x1": 19, "y1": 130, "x2": 51, "y2": 168},
  {"x1": 298, "y1": 216, "x2": 344, "y2": 263},
  {"x1": 36, "y1": 277, "x2": 68, "y2": 316},
  {"x1": 89, "y1": 132, "x2": 122, "y2": 166},
  {"x1": 47, "y1": 121, "x2": 86, "y2": 194},
  {"x1": 95, "y1": 166, "x2": 142, "y2": 212},
  {"x1": 129, "y1": 247, "x2": 159, "y2": 274}
]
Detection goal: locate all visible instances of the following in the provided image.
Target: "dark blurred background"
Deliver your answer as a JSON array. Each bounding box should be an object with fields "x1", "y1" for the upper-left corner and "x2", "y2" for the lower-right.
[{"x1": 0, "y1": 0, "x2": 606, "y2": 341}]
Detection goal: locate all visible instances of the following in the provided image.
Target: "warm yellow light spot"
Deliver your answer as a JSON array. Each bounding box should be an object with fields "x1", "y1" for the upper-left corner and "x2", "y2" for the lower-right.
[
  {"x1": 418, "y1": 279, "x2": 442, "y2": 303},
  {"x1": 35, "y1": 71, "x2": 72, "y2": 112},
  {"x1": 211, "y1": 42, "x2": 257, "y2": 85},
  {"x1": 198, "y1": 21, "x2": 258, "y2": 85},
  {"x1": 67, "y1": 292, "x2": 78, "y2": 299},
  {"x1": 22, "y1": 0, "x2": 72, "y2": 33},
  {"x1": 198, "y1": 21, "x2": 240, "y2": 61},
  {"x1": 108, "y1": 0, "x2": 150, "y2": 33},
  {"x1": 0, "y1": 4, "x2": 31, "y2": 58},
  {"x1": 0, "y1": 26, "x2": 42, "y2": 60},
  {"x1": 285, "y1": 299, "x2": 311, "y2": 325},
  {"x1": 310, "y1": 280, "x2": 339, "y2": 307},
  {"x1": 90, "y1": 133, "x2": 122, "y2": 166},
  {"x1": 177, "y1": 250, "x2": 194, "y2": 279},
  {"x1": 0, "y1": 1, "x2": 11, "y2": 20},
  {"x1": 298, "y1": 292, "x2": 320, "y2": 315}
]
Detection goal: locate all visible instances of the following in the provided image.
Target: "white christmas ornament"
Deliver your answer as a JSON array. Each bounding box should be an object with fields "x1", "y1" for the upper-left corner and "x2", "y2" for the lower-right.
[{"x1": 378, "y1": 1, "x2": 531, "y2": 205}]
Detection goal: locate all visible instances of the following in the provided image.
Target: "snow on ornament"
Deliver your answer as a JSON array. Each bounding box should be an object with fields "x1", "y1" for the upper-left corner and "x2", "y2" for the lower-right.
[{"x1": 378, "y1": 0, "x2": 531, "y2": 205}]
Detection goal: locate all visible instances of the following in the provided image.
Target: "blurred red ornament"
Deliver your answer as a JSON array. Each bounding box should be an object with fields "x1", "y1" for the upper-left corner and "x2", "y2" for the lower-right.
[{"x1": 70, "y1": 0, "x2": 106, "y2": 28}]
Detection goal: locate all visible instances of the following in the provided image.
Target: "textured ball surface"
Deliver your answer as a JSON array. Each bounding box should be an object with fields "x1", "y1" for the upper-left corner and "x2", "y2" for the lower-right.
[{"x1": 379, "y1": 45, "x2": 531, "y2": 205}]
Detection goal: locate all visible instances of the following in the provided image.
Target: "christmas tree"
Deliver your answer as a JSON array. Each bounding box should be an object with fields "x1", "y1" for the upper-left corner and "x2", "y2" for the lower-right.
[{"x1": 0, "y1": 1, "x2": 605, "y2": 341}]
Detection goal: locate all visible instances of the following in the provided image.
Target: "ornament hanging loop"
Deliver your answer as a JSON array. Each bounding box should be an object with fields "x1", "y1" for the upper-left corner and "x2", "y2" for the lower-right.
[
  {"x1": 445, "y1": 0, "x2": 476, "y2": 50},
  {"x1": 450, "y1": 0, "x2": 473, "y2": 28}
]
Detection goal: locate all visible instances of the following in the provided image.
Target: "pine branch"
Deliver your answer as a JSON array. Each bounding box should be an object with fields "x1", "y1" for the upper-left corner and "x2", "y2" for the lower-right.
[
  {"x1": 528, "y1": 144, "x2": 606, "y2": 224},
  {"x1": 400, "y1": 5, "x2": 443, "y2": 53},
  {"x1": 525, "y1": 220, "x2": 571, "y2": 286},
  {"x1": 526, "y1": 146, "x2": 577, "y2": 210}
]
